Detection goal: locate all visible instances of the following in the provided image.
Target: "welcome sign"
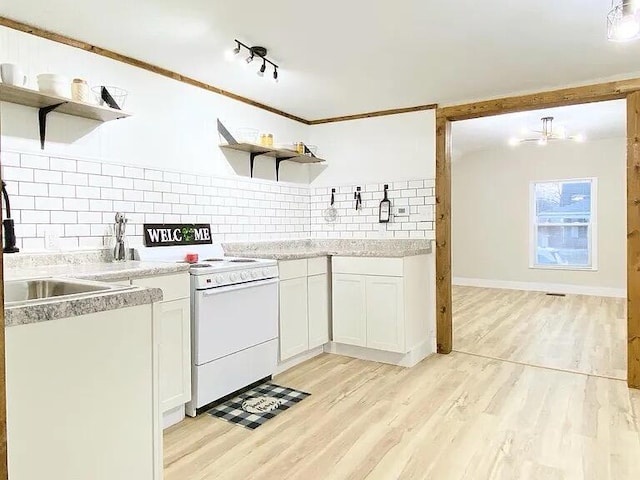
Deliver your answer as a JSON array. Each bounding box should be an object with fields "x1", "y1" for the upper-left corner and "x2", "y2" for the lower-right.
[{"x1": 143, "y1": 224, "x2": 213, "y2": 247}]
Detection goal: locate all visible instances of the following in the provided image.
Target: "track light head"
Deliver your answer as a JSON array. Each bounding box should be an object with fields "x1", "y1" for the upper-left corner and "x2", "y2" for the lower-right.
[
  {"x1": 233, "y1": 42, "x2": 241, "y2": 55},
  {"x1": 246, "y1": 54, "x2": 254, "y2": 64},
  {"x1": 273, "y1": 68, "x2": 279, "y2": 82},
  {"x1": 257, "y1": 61, "x2": 266, "y2": 77}
]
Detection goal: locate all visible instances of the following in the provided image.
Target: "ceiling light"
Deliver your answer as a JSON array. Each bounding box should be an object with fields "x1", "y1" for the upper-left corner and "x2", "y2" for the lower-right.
[
  {"x1": 224, "y1": 41, "x2": 242, "y2": 61},
  {"x1": 227, "y1": 39, "x2": 280, "y2": 81},
  {"x1": 509, "y1": 117, "x2": 585, "y2": 146},
  {"x1": 608, "y1": 1, "x2": 640, "y2": 42}
]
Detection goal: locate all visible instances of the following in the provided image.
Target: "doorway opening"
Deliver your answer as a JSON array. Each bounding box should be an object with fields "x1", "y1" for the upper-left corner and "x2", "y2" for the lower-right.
[{"x1": 449, "y1": 100, "x2": 627, "y2": 379}]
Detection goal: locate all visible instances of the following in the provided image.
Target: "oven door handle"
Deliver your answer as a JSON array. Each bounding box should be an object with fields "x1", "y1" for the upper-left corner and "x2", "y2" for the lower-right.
[{"x1": 199, "y1": 277, "x2": 279, "y2": 296}]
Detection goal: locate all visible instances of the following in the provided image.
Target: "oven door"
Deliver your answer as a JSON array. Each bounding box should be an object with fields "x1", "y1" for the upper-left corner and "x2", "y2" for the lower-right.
[{"x1": 193, "y1": 278, "x2": 279, "y2": 366}]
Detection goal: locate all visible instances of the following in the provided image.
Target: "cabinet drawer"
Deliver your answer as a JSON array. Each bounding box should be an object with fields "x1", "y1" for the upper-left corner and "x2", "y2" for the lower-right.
[
  {"x1": 278, "y1": 259, "x2": 308, "y2": 280},
  {"x1": 133, "y1": 273, "x2": 190, "y2": 302},
  {"x1": 307, "y1": 257, "x2": 328, "y2": 276},
  {"x1": 332, "y1": 257, "x2": 403, "y2": 277}
]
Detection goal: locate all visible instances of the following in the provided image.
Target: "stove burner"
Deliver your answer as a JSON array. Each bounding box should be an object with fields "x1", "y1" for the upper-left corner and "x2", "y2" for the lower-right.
[
  {"x1": 189, "y1": 263, "x2": 212, "y2": 268},
  {"x1": 228, "y1": 258, "x2": 257, "y2": 263},
  {"x1": 203, "y1": 258, "x2": 225, "y2": 262}
]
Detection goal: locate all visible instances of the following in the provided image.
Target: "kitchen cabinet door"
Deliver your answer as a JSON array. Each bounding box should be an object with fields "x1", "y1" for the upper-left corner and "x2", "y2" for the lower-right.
[
  {"x1": 156, "y1": 298, "x2": 191, "y2": 412},
  {"x1": 307, "y1": 273, "x2": 329, "y2": 349},
  {"x1": 6, "y1": 305, "x2": 159, "y2": 480},
  {"x1": 365, "y1": 276, "x2": 406, "y2": 353},
  {"x1": 332, "y1": 273, "x2": 367, "y2": 347},
  {"x1": 279, "y1": 277, "x2": 309, "y2": 361}
]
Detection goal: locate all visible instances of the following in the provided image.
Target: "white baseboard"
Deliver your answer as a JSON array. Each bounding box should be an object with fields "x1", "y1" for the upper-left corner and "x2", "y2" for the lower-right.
[
  {"x1": 275, "y1": 346, "x2": 325, "y2": 375},
  {"x1": 324, "y1": 339, "x2": 435, "y2": 368},
  {"x1": 162, "y1": 405, "x2": 185, "y2": 430},
  {"x1": 452, "y1": 277, "x2": 626, "y2": 298}
]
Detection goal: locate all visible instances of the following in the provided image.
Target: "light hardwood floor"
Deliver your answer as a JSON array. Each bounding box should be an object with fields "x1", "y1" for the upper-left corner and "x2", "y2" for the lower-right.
[
  {"x1": 164, "y1": 352, "x2": 640, "y2": 480},
  {"x1": 453, "y1": 286, "x2": 627, "y2": 380}
]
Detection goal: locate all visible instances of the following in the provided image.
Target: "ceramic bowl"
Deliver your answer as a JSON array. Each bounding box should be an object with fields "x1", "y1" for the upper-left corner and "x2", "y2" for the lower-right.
[{"x1": 37, "y1": 74, "x2": 71, "y2": 98}]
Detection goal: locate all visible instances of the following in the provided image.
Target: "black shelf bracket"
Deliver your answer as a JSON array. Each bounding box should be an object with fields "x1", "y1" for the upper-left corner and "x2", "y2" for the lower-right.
[
  {"x1": 275, "y1": 157, "x2": 296, "y2": 181},
  {"x1": 38, "y1": 102, "x2": 66, "y2": 150},
  {"x1": 250, "y1": 152, "x2": 262, "y2": 178}
]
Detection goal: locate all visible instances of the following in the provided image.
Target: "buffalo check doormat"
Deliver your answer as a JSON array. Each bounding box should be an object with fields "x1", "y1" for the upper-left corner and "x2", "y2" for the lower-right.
[{"x1": 207, "y1": 382, "x2": 311, "y2": 430}]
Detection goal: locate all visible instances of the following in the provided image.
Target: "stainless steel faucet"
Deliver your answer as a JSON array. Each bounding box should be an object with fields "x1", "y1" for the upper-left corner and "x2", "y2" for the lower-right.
[{"x1": 113, "y1": 212, "x2": 128, "y2": 261}]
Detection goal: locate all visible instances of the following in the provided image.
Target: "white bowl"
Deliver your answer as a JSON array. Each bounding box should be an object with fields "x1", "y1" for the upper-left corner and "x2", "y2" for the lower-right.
[{"x1": 37, "y1": 74, "x2": 71, "y2": 98}]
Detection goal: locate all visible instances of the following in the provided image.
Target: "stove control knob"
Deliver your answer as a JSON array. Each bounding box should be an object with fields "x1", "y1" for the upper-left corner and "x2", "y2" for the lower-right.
[
  {"x1": 241, "y1": 271, "x2": 249, "y2": 280},
  {"x1": 251, "y1": 270, "x2": 259, "y2": 278},
  {"x1": 215, "y1": 275, "x2": 225, "y2": 284},
  {"x1": 230, "y1": 273, "x2": 239, "y2": 282}
]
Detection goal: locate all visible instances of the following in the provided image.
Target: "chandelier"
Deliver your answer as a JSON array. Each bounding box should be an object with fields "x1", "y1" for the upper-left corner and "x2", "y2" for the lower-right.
[
  {"x1": 508, "y1": 117, "x2": 585, "y2": 146},
  {"x1": 608, "y1": 0, "x2": 640, "y2": 42}
]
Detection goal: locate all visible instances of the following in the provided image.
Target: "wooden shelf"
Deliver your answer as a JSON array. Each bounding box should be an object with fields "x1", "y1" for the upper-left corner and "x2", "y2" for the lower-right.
[
  {"x1": 0, "y1": 83, "x2": 132, "y2": 121},
  {"x1": 216, "y1": 120, "x2": 327, "y2": 181},
  {"x1": 219, "y1": 142, "x2": 326, "y2": 164},
  {"x1": 0, "y1": 83, "x2": 132, "y2": 149}
]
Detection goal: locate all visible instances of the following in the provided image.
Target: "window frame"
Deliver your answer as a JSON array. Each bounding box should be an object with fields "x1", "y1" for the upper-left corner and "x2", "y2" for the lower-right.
[{"x1": 529, "y1": 177, "x2": 598, "y2": 271}]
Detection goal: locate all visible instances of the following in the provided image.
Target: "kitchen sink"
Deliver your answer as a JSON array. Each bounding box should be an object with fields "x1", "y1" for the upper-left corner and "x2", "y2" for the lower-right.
[{"x1": 4, "y1": 278, "x2": 132, "y2": 307}]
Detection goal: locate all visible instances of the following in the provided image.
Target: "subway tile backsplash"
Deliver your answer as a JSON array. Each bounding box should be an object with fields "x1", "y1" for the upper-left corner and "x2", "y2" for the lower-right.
[{"x1": 1, "y1": 151, "x2": 435, "y2": 251}]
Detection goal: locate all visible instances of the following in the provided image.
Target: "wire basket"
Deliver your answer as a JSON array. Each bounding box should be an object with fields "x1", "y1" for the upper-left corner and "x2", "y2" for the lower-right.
[
  {"x1": 92, "y1": 86, "x2": 128, "y2": 109},
  {"x1": 305, "y1": 144, "x2": 318, "y2": 156},
  {"x1": 234, "y1": 128, "x2": 259, "y2": 144}
]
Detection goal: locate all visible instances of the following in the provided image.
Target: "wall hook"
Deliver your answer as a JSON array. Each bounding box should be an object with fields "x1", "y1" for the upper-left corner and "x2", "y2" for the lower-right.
[{"x1": 354, "y1": 186, "x2": 362, "y2": 211}]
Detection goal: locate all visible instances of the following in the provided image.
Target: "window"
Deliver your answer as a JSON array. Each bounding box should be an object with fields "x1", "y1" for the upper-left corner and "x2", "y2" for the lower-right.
[{"x1": 531, "y1": 178, "x2": 597, "y2": 270}]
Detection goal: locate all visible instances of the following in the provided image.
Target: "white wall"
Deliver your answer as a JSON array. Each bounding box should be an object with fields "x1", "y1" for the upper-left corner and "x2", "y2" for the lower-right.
[
  {"x1": 0, "y1": 27, "x2": 438, "y2": 187},
  {"x1": 0, "y1": 26, "x2": 438, "y2": 251},
  {"x1": 0, "y1": 26, "x2": 310, "y2": 183},
  {"x1": 452, "y1": 138, "x2": 626, "y2": 295},
  {"x1": 308, "y1": 111, "x2": 436, "y2": 186}
]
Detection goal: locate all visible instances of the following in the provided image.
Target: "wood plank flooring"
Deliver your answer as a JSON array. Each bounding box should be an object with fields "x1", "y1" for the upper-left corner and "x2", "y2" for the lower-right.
[
  {"x1": 453, "y1": 286, "x2": 627, "y2": 380},
  {"x1": 164, "y1": 352, "x2": 640, "y2": 480}
]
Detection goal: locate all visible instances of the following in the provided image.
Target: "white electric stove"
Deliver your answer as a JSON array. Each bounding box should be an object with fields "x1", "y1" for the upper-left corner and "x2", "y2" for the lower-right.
[{"x1": 135, "y1": 243, "x2": 279, "y2": 417}]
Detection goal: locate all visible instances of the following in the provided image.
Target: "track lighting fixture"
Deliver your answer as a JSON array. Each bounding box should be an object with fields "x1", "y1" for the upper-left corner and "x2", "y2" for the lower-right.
[{"x1": 226, "y1": 39, "x2": 280, "y2": 81}]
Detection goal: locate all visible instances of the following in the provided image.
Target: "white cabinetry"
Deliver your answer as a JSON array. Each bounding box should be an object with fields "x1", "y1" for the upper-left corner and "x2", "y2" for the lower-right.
[
  {"x1": 279, "y1": 275, "x2": 309, "y2": 359},
  {"x1": 6, "y1": 305, "x2": 160, "y2": 480},
  {"x1": 308, "y1": 272, "x2": 330, "y2": 348},
  {"x1": 366, "y1": 276, "x2": 405, "y2": 352},
  {"x1": 133, "y1": 273, "x2": 191, "y2": 422},
  {"x1": 278, "y1": 257, "x2": 330, "y2": 362},
  {"x1": 332, "y1": 255, "x2": 430, "y2": 354},
  {"x1": 332, "y1": 274, "x2": 366, "y2": 347}
]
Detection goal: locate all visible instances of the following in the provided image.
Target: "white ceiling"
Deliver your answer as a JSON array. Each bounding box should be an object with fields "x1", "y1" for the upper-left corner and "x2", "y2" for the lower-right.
[
  {"x1": 452, "y1": 99, "x2": 626, "y2": 156},
  {"x1": 2, "y1": 1, "x2": 640, "y2": 120}
]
